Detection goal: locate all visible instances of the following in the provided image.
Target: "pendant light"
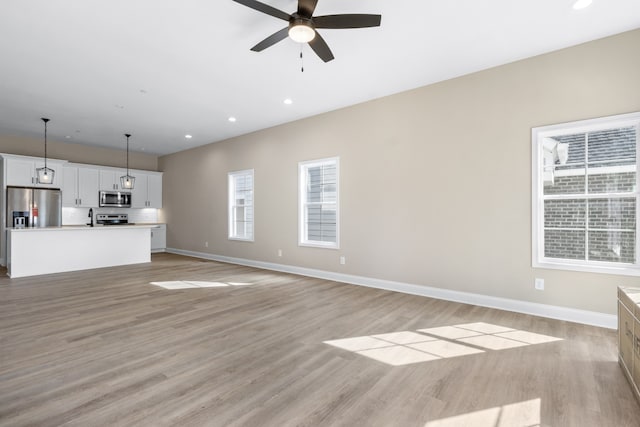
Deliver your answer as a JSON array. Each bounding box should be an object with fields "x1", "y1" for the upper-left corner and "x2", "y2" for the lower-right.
[
  {"x1": 120, "y1": 133, "x2": 135, "y2": 190},
  {"x1": 36, "y1": 117, "x2": 55, "y2": 184}
]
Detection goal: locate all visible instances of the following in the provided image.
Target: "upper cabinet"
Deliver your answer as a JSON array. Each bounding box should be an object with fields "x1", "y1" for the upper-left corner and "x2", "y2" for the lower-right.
[
  {"x1": 99, "y1": 169, "x2": 124, "y2": 191},
  {"x1": 5, "y1": 157, "x2": 66, "y2": 188},
  {"x1": 62, "y1": 165, "x2": 100, "y2": 207},
  {"x1": 131, "y1": 171, "x2": 162, "y2": 208},
  {"x1": 147, "y1": 174, "x2": 162, "y2": 208},
  {"x1": 1, "y1": 154, "x2": 161, "y2": 210}
]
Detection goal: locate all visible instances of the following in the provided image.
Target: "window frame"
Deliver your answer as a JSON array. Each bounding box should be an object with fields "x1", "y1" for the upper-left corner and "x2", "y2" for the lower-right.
[
  {"x1": 298, "y1": 157, "x2": 340, "y2": 249},
  {"x1": 532, "y1": 112, "x2": 640, "y2": 276},
  {"x1": 228, "y1": 169, "x2": 255, "y2": 242}
]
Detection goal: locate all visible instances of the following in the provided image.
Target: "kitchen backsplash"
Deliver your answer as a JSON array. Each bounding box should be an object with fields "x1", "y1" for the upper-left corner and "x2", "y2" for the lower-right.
[{"x1": 63, "y1": 207, "x2": 159, "y2": 225}]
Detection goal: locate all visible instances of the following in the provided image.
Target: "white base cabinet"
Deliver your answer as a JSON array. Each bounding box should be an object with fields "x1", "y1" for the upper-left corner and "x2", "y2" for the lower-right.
[{"x1": 151, "y1": 224, "x2": 166, "y2": 252}]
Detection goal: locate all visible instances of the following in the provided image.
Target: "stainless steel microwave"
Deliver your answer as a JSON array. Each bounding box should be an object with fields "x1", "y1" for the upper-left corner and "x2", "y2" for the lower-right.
[{"x1": 99, "y1": 191, "x2": 132, "y2": 208}]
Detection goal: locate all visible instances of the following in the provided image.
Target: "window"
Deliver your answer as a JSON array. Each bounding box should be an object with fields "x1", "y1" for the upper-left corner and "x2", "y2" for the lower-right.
[
  {"x1": 299, "y1": 157, "x2": 339, "y2": 248},
  {"x1": 532, "y1": 112, "x2": 640, "y2": 275},
  {"x1": 228, "y1": 169, "x2": 254, "y2": 241}
]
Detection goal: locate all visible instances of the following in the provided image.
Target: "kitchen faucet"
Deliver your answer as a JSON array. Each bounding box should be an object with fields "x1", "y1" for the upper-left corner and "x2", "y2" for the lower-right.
[{"x1": 88, "y1": 208, "x2": 94, "y2": 227}]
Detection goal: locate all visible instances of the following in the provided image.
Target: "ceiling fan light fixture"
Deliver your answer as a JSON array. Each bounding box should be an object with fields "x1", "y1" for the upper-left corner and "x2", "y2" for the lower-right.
[{"x1": 289, "y1": 22, "x2": 315, "y2": 43}]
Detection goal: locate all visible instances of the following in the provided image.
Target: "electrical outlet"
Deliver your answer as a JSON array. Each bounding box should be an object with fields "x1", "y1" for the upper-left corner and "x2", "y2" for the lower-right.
[
  {"x1": 535, "y1": 278, "x2": 544, "y2": 291},
  {"x1": 205, "y1": 241, "x2": 209, "y2": 248},
  {"x1": 278, "y1": 249, "x2": 282, "y2": 257},
  {"x1": 340, "y1": 256, "x2": 346, "y2": 265}
]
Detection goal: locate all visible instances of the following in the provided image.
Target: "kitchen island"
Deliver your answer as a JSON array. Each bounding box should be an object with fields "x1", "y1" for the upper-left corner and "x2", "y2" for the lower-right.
[{"x1": 6, "y1": 225, "x2": 153, "y2": 278}]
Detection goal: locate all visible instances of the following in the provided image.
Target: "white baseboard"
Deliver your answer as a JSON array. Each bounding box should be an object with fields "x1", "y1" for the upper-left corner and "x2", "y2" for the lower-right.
[{"x1": 166, "y1": 248, "x2": 617, "y2": 329}]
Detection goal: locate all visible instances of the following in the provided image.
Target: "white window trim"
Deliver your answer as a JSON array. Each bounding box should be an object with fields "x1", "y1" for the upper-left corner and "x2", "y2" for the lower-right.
[
  {"x1": 298, "y1": 157, "x2": 340, "y2": 249},
  {"x1": 228, "y1": 169, "x2": 254, "y2": 242},
  {"x1": 532, "y1": 111, "x2": 640, "y2": 276}
]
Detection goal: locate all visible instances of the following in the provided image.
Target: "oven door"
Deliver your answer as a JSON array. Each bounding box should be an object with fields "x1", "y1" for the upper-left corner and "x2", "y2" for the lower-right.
[{"x1": 99, "y1": 191, "x2": 132, "y2": 208}]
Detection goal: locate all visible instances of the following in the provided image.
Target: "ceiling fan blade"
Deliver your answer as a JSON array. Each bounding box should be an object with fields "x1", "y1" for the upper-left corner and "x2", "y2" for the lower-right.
[
  {"x1": 308, "y1": 32, "x2": 334, "y2": 62},
  {"x1": 313, "y1": 14, "x2": 382, "y2": 29},
  {"x1": 232, "y1": 0, "x2": 291, "y2": 21},
  {"x1": 297, "y1": 0, "x2": 318, "y2": 17},
  {"x1": 251, "y1": 27, "x2": 289, "y2": 52}
]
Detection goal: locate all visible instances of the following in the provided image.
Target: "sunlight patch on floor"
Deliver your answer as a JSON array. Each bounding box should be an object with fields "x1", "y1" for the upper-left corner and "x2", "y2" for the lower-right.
[
  {"x1": 150, "y1": 281, "x2": 254, "y2": 289},
  {"x1": 424, "y1": 398, "x2": 541, "y2": 427},
  {"x1": 324, "y1": 322, "x2": 561, "y2": 366}
]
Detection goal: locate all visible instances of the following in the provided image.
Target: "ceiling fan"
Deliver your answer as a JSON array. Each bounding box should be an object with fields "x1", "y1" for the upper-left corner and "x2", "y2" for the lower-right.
[{"x1": 232, "y1": 0, "x2": 381, "y2": 62}]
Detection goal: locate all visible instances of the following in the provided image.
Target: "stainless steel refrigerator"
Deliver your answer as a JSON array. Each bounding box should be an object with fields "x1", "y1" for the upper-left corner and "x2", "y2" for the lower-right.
[{"x1": 6, "y1": 186, "x2": 62, "y2": 228}]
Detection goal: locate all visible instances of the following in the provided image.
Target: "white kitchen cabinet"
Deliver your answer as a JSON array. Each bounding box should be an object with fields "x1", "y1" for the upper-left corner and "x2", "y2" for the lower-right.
[
  {"x1": 62, "y1": 168, "x2": 77, "y2": 206},
  {"x1": 131, "y1": 172, "x2": 163, "y2": 208},
  {"x1": 150, "y1": 224, "x2": 166, "y2": 252},
  {"x1": 99, "y1": 169, "x2": 124, "y2": 191},
  {"x1": 62, "y1": 165, "x2": 99, "y2": 207},
  {"x1": 5, "y1": 157, "x2": 65, "y2": 188},
  {"x1": 146, "y1": 173, "x2": 162, "y2": 208}
]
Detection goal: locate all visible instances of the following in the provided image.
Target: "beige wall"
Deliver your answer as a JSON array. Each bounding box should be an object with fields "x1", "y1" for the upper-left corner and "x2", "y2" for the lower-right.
[
  {"x1": 0, "y1": 135, "x2": 158, "y2": 171},
  {"x1": 160, "y1": 29, "x2": 640, "y2": 315}
]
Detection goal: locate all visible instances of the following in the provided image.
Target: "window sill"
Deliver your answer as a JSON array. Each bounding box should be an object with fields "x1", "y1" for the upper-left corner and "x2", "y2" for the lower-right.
[
  {"x1": 299, "y1": 241, "x2": 339, "y2": 250},
  {"x1": 533, "y1": 260, "x2": 640, "y2": 277},
  {"x1": 228, "y1": 237, "x2": 254, "y2": 243}
]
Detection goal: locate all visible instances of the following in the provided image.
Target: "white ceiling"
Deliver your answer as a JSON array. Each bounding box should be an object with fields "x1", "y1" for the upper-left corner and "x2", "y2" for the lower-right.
[{"x1": 1, "y1": 0, "x2": 639, "y2": 156}]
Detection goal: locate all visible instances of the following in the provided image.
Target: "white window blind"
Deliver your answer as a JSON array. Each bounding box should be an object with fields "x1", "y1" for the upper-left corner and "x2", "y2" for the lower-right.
[
  {"x1": 228, "y1": 169, "x2": 254, "y2": 241},
  {"x1": 532, "y1": 112, "x2": 640, "y2": 275},
  {"x1": 299, "y1": 157, "x2": 339, "y2": 248}
]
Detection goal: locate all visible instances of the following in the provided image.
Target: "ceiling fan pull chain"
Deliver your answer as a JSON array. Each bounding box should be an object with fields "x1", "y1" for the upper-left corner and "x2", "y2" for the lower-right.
[{"x1": 300, "y1": 46, "x2": 304, "y2": 72}]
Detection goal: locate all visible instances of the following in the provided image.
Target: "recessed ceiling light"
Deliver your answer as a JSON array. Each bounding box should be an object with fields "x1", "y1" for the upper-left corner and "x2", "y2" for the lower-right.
[
  {"x1": 185, "y1": 134, "x2": 192, "y2": 139},
  {"x1": 284, "y1": 98, "x2": 293, "y2": 105},
  {"x1": 573, "y1": 0, "x2": 592, "y2": 10},
  {"x1": 228, "y1": 117, "x2": 237, "y2": 123}
]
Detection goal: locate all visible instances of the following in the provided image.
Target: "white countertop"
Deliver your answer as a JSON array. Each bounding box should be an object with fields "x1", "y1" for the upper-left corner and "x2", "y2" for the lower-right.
[{"x1": 8, "y1": 224, "x2": 163, "y2": 232}]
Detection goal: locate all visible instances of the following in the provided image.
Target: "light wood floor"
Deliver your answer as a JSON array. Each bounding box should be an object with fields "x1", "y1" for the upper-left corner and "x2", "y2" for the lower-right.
[{"x1": 0, "y1": 253, "x2": 638, "y2": 427}]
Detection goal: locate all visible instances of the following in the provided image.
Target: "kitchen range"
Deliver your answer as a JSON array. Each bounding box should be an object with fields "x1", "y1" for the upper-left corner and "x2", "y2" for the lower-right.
[{"x1": 96, "y1": 213, "x2": 133, "y2": 226}]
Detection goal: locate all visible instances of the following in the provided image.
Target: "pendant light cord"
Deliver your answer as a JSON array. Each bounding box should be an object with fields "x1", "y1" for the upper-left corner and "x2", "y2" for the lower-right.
[
  {"x1": 41, "y1": 118, "x2": 50, "y2": 169},
  {"x1": 125, "y1": 133, "x2": 131, "y2": 176},
  {"x1": 124, "y1": 133, "x2": 131, "y2": 180}
]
